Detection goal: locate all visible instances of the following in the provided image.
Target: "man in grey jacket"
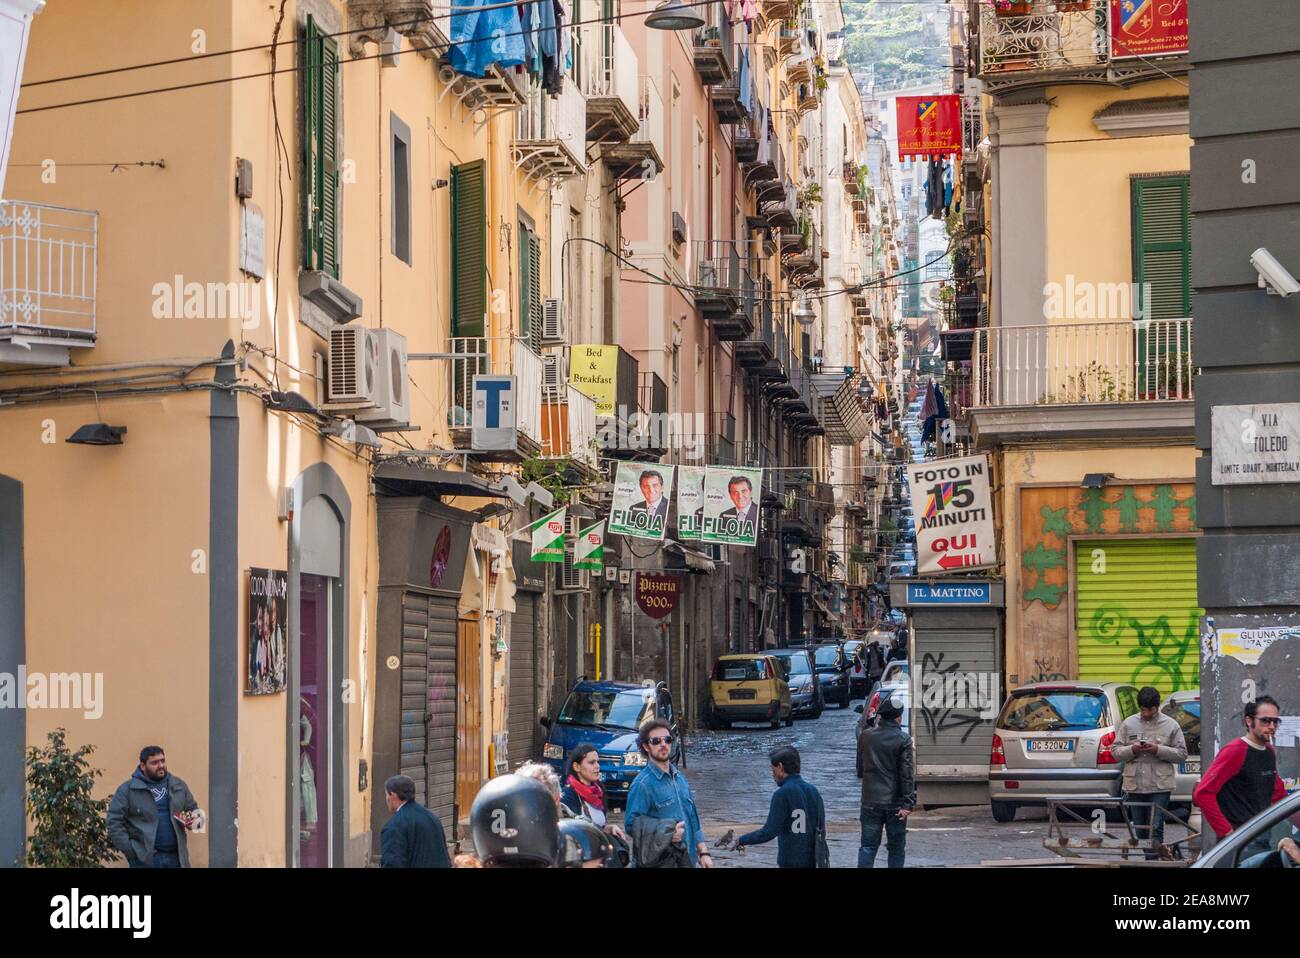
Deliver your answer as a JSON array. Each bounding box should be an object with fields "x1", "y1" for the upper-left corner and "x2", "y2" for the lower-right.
[
  {"x1": 1112, "y1": 686, "x2": 1187, "y2": 859},
  {"x1": 107, "y1": 746, "x2": 202, "y2": 868}
]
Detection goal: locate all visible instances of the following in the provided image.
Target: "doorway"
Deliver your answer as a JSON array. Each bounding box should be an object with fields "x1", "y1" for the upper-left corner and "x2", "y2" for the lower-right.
[{"x1": 297, "y1": 573, "x2": 331, "y2": 868}]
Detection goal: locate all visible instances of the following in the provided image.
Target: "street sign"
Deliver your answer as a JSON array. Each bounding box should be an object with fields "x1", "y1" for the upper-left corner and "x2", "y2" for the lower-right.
[
  {"x1": 904, "y1": 454, "x2": 997, "y2": 575},
  {"x1": 903, "y1": 581, "x2": 992, "y2": 606},
  {"x1": 1210, "y1": 402, "x2": 1300, "y2": 485},
  {"x1": 471, "y1": 374, "x2": 516, "y2": 451}
]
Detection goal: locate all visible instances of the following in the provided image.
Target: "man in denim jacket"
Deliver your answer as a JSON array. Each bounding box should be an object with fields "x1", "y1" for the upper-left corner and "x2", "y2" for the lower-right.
[{"x1": 624, "y1": 717, "x2": 713, "y2": 868}]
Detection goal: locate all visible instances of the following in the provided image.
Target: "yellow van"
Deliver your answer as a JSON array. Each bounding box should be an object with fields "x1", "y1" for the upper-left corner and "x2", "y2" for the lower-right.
[{"x1": 707, "y1": 653, "x2": 792, "y2": 730}]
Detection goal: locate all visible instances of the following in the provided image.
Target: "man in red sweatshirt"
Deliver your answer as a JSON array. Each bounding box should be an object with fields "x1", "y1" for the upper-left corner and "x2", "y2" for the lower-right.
[{"x1": 1193, "y1": 695, "x2": 1287, "y2": 854}]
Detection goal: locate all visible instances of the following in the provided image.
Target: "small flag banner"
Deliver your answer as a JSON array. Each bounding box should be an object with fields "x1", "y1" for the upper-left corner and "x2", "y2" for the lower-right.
[
  {"x1": 574, "y1": 520, "x2": 605, "y2": 571},
  {"x1": 529, "y1": 506, "x2": 567, "y2": 562}
]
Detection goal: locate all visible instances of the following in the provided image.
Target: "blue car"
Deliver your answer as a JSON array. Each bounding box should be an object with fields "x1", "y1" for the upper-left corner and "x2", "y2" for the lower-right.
[{"x1": 540, "y1": 679, "x2": 683, "y2": 806}]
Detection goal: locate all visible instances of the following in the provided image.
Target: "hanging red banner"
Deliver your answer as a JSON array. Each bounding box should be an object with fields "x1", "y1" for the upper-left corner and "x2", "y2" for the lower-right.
[
  {"x1": 635, "y1": 572, "x2": 681, "y2": 620},
  {"x1": 1109, "y1": 0, "x2": 1188, "y2": 61},
  {"x1": 895, "y1": 95, "x2": 961, "y2": 160}
]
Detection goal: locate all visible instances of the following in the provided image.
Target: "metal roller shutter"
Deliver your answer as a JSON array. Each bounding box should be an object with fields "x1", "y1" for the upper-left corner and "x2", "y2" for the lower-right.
[
  {"x1": 508, "y1": 596, "x2": 538, "y2": 768},
  {"x1": 912, "y1": 627, "x2": 998, "y2": 765},
  {"x1": 1074, "y1": 538, "x2": 1200, "y2": 697},
  {"x1": 397, "y1": 591, "x2": 458, "y2": 839}
]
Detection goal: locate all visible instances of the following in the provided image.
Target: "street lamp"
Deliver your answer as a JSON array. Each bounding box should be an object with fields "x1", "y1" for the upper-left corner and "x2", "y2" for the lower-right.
[
  {"x1": 645, "y1": 0, "x2": 706, "y2": 31},
  {"x1": 792, "y1": 294, "x2": 816, "y2": 326}
]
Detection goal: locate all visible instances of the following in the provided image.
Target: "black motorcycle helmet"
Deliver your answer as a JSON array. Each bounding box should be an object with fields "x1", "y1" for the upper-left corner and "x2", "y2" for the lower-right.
[
  {"x1": 557, "y1": 818, "x2": 614, "y2": 868},
  {"x1": 470, "y1": 774, "x2": 560, "y2": 867}
]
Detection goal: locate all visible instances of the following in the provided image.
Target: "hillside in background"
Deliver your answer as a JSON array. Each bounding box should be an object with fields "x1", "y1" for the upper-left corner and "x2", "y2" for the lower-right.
[{"x1": 840, "y1": 0, "x2": 950, "y2": 94}]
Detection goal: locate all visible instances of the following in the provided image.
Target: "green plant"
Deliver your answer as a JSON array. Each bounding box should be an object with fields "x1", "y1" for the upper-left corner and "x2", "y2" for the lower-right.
[
  {"x1": 814, "y1": 72, "x2": 829, "y2": 93},
  {"x1": 521, "y1": 456, "x2": 573, "y2": 506},
  {"x1": 798, "y1": 183, "x2": 822, "y2": 206},
  {"x1": 24, "y1": 728, "x2": 116, "y2": 868}
]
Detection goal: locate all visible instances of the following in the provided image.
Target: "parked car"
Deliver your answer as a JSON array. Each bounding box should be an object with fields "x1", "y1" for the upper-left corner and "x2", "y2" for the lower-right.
[
  {"x1": 769, "y1": 647, "x2": 823, "y2": 719},
  {"x1": 869, "y1": 660, "x2": 909, "y2": 701},
  {"x1": 811, "y1": 643, "x2": 852, "y2": 708},
  {"x1": 988, "y1": 681, "x2": 1139, "y2": 823},
  {"x1": 540, "y1": 680, "x2": 681, "y2": 806},
  {"x1": 1192, "y1": 788, "x2": 1300, "y2": 868},
  {"x1": 707, "y1": 653, "x2": 792, "y2": 730},
  {"x1": 1161, "y1": 689, "x2": 1201, "y2": 814}
]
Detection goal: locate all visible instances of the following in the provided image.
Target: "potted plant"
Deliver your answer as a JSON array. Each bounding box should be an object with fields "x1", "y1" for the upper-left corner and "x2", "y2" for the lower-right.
[{"x1": 993, "y1": 0, "x2": 1034, "y2": 14}]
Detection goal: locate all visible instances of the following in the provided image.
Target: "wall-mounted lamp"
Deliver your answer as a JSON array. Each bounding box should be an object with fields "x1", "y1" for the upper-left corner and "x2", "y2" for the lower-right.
[
  {"x1": 645, "y1": 0, "x2": 705, "y2": 31},
  {"x1": 265, "y1": 390, "x2": 321, "y2": 416},
  {"x1": 66, "y1": 423, "x2": 127, "y2": 446},
  {"x1": 1081, "y1": 473, "x2": 1115, "y2": 489}
]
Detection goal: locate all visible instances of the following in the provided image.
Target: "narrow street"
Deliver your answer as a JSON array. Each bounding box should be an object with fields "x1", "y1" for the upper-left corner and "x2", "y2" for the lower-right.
[{"x1": 680, "y1": 707, "x2": 1061, "y2": 868}]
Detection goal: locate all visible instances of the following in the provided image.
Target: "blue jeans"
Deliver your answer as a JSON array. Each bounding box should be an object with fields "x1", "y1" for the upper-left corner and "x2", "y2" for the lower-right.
[
  {"x1": 858, "y1": 804, "x2": 907, "y2": 868},
  {"x1": 1126, "y1": 791, "x2": 1170, "y2": 860},
  {"x1": 129, "y1": 849, "x2": 181, "y2": 868}
]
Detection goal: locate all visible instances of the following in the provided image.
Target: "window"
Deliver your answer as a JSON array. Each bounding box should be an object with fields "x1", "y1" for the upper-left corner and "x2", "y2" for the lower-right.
[
  {"x1": 557, "y1": 688, "x2": 654, "y2": 730},
  {"x1": 303, "y1": 15, "x2": 340, "y2": 277},
  {"x1": 390, "y1": 113, "x2": 411, "y2": 265},
  {"x1": 450, "y1": 160, "x2": 487, "y2": 337},
  {"x1": 1131, "y1": 174, "x2": 1191, "y2": 320},
  {"x1": 518, "y1": 218, "x2": 542, "y2": 353},
  {"x1": 996, "y1": 690, "x2": 1109, "y2": 732}
]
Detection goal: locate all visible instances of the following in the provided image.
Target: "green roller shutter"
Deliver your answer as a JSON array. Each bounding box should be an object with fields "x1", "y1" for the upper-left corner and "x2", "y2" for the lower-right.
[
  {"x1": 451, "y1": 160, "x2": 487, "y2": 338},
  {"x1": 1074, "y1": 538, "x2": 1201, "y2": 698},
  {"x1": 303, "y1": 16, "x2": 340, "y2": 278}
]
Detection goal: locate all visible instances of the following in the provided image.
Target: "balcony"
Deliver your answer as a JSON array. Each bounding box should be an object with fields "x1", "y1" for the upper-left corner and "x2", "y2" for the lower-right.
[
  {"x1": 693, "y1": 10, "x2": 735, "y2": 86},
  {"x1": 513, "y1": 82, "x2": 587, "y2": 184},
  {"x1": 447, "y1": 337, "x2": 543, "y2": 460},
  {"x1": 696, "y1": 239, "x2": 748, "y2": 324},
  {"x1": 762, "y1": 180, "x2": 799, "y2": 232},
  {"x1": 777, "y1": 22, "x2": 801, "y2": 58},
  {"x1": 795, "y1": 81, "x2": 819, "y2": 115},
  {"x1": 969, "y1": 319, "x2": 1196, "y2": 446},
  {"x1": 975, "y1": 0, "x2": 1188, "y2": 94},
  {"x1": 583, "y1": 23, "x2": 640, "y2": 143},
  {"x1": 540, "y1": 383, "x2": 601, "y2": 475},
  {"x1": 601, "y1": 76, "x2": 666, "y2": 182},
  {"x1": 744, "y1": 131, "x2": 780, "y2": 186},
  {"x1": 637, "y1": 371, "x2": 669, "y2": 455},
  {"x1": 0, "y1": 202, "x2": 97, "y2": 366},
  {"x1": 348, "y1": 0, "x2": 451, "y2": 60}
]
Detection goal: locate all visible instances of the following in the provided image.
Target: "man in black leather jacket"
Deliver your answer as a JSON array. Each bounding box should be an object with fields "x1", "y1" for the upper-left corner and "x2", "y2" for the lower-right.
[{"x1": 856, "y1": 694, "x2": 915, "y2": 868}]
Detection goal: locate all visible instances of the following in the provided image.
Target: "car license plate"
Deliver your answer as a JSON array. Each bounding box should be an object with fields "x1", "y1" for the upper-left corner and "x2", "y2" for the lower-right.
[
  {"x1": 729, "y1": 689, "x2": 756, "y2": 700},
  {"x1": 1180, "y1": 759, "x2": 1200, "y2": 774},
  {"x1": 1026, "y1": 739, "x2": 1075, "y2": 752}
]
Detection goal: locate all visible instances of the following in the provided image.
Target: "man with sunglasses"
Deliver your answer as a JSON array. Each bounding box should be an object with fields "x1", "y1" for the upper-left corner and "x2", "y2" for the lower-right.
[
  {"x1": 624, "y1": 718, "x2": 712, "y2": 868},
  {"x1": 1194, "y1": 695, "x2": 1288, "y2": 853}
]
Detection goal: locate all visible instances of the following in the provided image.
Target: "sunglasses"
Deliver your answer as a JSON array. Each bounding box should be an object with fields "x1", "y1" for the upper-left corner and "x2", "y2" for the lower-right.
[
  {"x1": 647, "y1": 735, "x2": 674, "y2": 746},
  {"x1": 1255, "y1": 716, "x2": 1281, "y2": 726}
]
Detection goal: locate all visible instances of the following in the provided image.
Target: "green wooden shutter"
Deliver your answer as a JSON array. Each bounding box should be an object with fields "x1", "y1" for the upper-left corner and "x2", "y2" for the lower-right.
[
  {"x1": 1074, "y1": 538, "x2": 1201, "y2": 698},
  {"x1": 528, "y1": 232, "x2": 542, "y2": 352},
  {"x1": 1132, "y1": 175, "x2": 1190, "y2": 322},
  {"x1": 518, "y1": 222, "x2": 532, "y2": 342},
  {"x1": 450, "y1": 160, "x2": 487, "y2": 338},
  {"x1": 303, "y1": 17, "x2": 340, "y2": 278}
]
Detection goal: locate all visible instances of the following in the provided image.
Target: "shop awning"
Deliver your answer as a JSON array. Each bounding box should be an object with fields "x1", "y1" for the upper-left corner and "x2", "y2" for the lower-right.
[
  {"x1": 664, "y1": 539, "x2": 716, "y2": 574},
  {"x1": 373, "y1": 460, "x2": 513, "y2": 500}
]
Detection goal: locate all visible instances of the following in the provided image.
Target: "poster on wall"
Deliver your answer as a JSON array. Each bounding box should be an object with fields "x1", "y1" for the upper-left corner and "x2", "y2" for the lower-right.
[
  {"x1": 1109, "y1": 0, "x2": 1188, "y2": 60},
  {"x1": 247, "y1": 568, "x2": 288, "y2": 695},
  {"x1": 609, "y1": 461, "x2": 675, "y2": 541},
  {"x1": 905, "y1": 454, "x2": 996, "y2": 575},
  {"x1": 677, "y1": 465, "x2": 706, "y2": 541},
  {"x1": 701, "y1": 465, "x2": 763, "y2": 547}
]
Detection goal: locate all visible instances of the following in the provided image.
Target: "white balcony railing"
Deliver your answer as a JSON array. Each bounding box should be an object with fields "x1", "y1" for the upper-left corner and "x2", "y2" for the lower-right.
[
  {"x1": 634, "y1": 75, "x2": 665, "y2": 160},
  {"x1": 515, "y1": 81, "x2": 587, "y2": 175},
  {"x1": 971, "y1": 318, "x2": 1194, "y2": 408},
  {"x1": 978, "y1": 0, "x2": 1108, "y2": 78},
  {"x1": 540, "y1": 383, "x2": 598, "y2": 467},
  {"x1": 0, "y1": 201, "x2": 97, "y2": 343},
  {"x1": 582, "y1": 23, "x2": 639, "y2": 122},
  {"x1": 511, "y1": 338, "x2": 544, "y2": 444},
  {"x1": 448, "y1": 336, "x2": 545, "y2": 442}
]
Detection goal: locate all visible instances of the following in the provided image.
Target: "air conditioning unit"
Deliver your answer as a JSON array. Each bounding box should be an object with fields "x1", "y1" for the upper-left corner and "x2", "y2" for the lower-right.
[
  {"x1": 325, "y1": 325, "x2": 381, "y2": 411},
  {"x1": 557, "y1": 546, "x2": 590, "y2": 592},
  {"x1": 356, "y1": 328, "x2": 410, "y2": 427},
  {"x1": 541, "y1": 298, "x2": 565, "y2": 343},
  {"x1": 671, "y1": 211, "x2": 687, "y2": 247},
  {"x1": 541, "y1": 351, "x2": 568, "y2": 390}
]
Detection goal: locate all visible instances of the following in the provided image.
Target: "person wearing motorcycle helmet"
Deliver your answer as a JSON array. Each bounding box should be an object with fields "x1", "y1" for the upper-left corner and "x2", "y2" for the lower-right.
[
  {"x1": 470, "y1": 773, "x2": 561, "y2": 868},
  {"x1": 558, "y1": 818, "x2": 615, "y2": 868}
]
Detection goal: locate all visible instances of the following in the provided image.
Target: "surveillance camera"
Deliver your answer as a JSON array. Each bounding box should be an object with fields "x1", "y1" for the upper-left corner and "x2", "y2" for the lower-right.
[{"x1": 1251, "y1": 247, "x2": 1300, "y2": 297}]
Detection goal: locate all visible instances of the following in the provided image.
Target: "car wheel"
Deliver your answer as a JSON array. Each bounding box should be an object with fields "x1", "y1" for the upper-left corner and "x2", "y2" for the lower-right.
[
  {"x1": 811, "y1": 708, "x2": 823, "y2": 720},
  {"x1": 990, "y1": 800, "x2": 1017, "y2": 823},
  {"x1": 770, "y1": 718, "x2": 781, "y2": 729}
]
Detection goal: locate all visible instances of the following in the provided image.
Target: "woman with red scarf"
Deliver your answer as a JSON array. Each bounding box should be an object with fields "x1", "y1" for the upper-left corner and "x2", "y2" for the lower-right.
[{"x1": 561, "y1": 744, "x2": 629, "y2": 860}]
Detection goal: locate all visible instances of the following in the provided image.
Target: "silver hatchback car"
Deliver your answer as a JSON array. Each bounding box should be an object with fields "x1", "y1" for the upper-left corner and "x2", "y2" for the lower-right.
[{"x1": 988, "y1": 681, "x2": 1139, "y2": 823}]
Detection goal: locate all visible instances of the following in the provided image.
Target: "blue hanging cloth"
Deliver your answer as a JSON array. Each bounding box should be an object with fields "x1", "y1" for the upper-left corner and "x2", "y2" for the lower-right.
[
  {"x1": 739, "y1": 48, "x2": 752, "y2": 115},
  {"x1": 922, "y1": 385, "x2": 949, "y2": 442},
  {"x1": 448, "y1": 0, "x2": 526, "y2": 78}
]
